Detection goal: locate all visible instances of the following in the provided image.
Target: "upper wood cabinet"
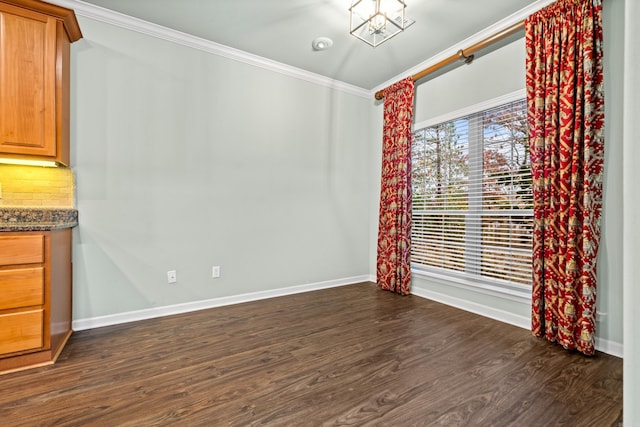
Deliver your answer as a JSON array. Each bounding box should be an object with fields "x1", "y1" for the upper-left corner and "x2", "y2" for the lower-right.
[{"x1": 0, "y1": 0, "x2": 82, "y2": 166}]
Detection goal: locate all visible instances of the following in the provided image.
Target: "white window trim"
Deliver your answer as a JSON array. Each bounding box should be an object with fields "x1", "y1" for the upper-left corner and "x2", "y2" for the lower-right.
[
  {"x1": 412, "y1": 266, "x2": 532, "y2": 304},
  {"x1": 413, "y1": 89, "x2": 527, "y2": 132},
  {"x1": 411, "y1": 89, "x2": 531, "y2": 303}
]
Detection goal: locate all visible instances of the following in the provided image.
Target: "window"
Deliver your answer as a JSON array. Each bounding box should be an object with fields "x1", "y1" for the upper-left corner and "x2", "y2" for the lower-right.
[{"x1": 411, "y1": 98, "x2": 532, "y2": 290}]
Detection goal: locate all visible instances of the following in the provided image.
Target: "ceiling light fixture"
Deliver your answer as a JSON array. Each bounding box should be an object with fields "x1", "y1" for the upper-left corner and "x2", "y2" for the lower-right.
[
  {"x1": 349, "y1": 0, "x2": 412, "y2": 47},
  {"x1": 312, "y1": 37, "x2": 333, "y2": 51}
]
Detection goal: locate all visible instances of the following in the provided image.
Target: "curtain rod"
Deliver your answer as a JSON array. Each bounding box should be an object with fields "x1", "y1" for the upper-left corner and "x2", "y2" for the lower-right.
[{"x1": 374, "y1": 20, "x2": 525, "y2": 100}]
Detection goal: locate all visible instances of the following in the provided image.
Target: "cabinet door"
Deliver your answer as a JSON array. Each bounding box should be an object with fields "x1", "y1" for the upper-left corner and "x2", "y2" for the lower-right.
[
  {"x1": 0, "y1": 234, "x2": 44, "y2": 266},
  {"x1": 0, "y1": 309, "x2": 44, "y2": 354},
  {"x1": 0, "y1": 267, "x2": 45, "y2": 310},
  {"x1": 0, "y1": 4, "x2": 57, "y2": 158}
]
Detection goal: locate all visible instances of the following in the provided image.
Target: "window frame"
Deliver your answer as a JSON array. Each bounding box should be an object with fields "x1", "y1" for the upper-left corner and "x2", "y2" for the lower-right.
[{"x1": 411, "y1": 89, "x2": 532, "y2": 302}]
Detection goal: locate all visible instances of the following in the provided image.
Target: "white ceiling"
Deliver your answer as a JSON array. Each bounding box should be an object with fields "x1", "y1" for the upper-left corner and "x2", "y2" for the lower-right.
[{"x1": 70, "y1": 0, "x2": 541, "y2": 90}]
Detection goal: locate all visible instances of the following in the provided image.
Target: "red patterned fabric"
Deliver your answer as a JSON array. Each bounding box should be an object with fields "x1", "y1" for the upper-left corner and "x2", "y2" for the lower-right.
[
  {"x1": 525, "y1": 0, "x2": 605, "y2": 355},
  {"x1": 376, "y1": 77, "x2": 415, "y2": 295}
]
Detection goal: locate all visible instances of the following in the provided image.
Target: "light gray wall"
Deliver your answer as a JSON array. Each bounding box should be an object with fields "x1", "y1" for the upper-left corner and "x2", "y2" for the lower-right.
[
  {"x1": 69, "y1": 0, "x2": 629, "y2": 365},
  {"x1": 70, "y1": 17, "x2": 372, "y2": 320},
  {"x1": 623, "y1": 0, "x2": 638, "y2": 423},
  {"x1": 68, "y1": 4, "x2": 635, "y2": 420},
  {"x1": 599, "y1": 0, "x2": 625, "y2": 348},
  {"x1": 413, "y1": 39, "x2": 526, "y2": 125},
  {"x1": 370, "y1": 0, "x2": 625, "y2": 348}
]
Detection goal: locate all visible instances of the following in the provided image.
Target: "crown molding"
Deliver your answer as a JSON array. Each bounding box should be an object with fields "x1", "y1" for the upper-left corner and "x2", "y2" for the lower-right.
[
  {"x1": 371, "y1": 0, "x2": 557, "y2": 96},
  {"x1": 45, "y1": 0, "x2": 371, "y2": 99},
  {"x1": 44, "y1": 0, "x2": 557, "y2": 101}
]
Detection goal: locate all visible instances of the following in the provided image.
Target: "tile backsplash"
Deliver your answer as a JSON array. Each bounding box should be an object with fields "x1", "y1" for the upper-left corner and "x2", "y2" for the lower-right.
[{"x1": 0, "y1": 164, "x2": 75, "y2": 207}]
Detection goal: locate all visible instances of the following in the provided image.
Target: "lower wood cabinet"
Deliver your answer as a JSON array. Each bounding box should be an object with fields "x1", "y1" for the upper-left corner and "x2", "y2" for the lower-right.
[
  {"x1": 0, "y1": 229, "x2": 72, "y2": 374},
  {"x1": 0, "y1": 309, "x2": 44, "y2": 354}
]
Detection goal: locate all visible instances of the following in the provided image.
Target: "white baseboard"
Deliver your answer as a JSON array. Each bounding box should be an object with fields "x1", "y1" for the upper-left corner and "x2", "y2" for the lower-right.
[
  {"x1": 410, "y1": 286, "x2": 531, "y2": 329},
  {"x1": 72, "y1": 275, "x2": 371, "y2": 331},
  {"x1": 410, "y1": 286, "x2": 623, "y2": 358},
  {"x1": 72, "y1": 275, "x2": 623, "y2": 358},
  {"x1": 595, "y1": 337, "x2": 624, "y2": 358}
]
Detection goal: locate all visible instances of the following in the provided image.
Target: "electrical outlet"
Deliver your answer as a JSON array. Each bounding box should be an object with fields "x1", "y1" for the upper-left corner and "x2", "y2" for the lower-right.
[
  {"x1": 167, "y1": 270, "x2": 177, "y2": 284},
  {"x1": 212, "y1": 266, "x2": 221, "y2": 278}
]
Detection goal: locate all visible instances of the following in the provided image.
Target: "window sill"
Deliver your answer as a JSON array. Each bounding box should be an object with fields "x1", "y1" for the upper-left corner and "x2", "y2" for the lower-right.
[{"x1": 411, "y1": 267, "x2": 532, "y2": 304}]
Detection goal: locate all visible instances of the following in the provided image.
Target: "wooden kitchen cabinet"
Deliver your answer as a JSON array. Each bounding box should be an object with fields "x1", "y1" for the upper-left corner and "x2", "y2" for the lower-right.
[
  {"x1": 0, "y1": 229, "x2": 72, "y2": 374},
  {"x1": 0, "y1": 0, "x2": 82, "y2": 165}
]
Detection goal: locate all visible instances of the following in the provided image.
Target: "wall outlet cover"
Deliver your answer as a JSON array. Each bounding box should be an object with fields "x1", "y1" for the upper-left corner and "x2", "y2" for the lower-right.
[{"x1": 167, "y1": 270, "x2": 177, "y2": 283}]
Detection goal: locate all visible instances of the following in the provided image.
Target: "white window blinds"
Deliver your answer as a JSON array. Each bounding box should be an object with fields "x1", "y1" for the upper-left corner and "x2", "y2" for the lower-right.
[{"x1": 411, "y1": 99, "x2": 532, "y2": 286}]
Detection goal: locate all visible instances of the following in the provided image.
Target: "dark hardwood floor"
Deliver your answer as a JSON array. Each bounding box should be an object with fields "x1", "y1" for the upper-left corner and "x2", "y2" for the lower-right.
[{"x1": 0, "y1": 282, "x2": 622, "y2": 426}]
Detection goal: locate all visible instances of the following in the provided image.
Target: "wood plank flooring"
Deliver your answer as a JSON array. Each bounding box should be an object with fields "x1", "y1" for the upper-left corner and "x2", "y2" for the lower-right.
[{"x1": 0, "y1": 282, "x2": 622, "y2": 426}]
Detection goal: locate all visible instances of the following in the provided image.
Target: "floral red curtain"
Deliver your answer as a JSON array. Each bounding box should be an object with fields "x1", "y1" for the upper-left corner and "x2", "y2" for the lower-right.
[
  {"x1": 526, "y1": 0, "x2": 605, "y2": 355},
  {"x1": 376, "y1": 77, "x2": 415, "y2": 295}
]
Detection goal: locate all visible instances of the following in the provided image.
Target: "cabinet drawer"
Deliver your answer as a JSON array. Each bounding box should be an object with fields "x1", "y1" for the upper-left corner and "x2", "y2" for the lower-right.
[
  {"x1": 0, "y1": 235, "x2": 44, "y2": 266},
  {"x1": 0, "y1": 267, "x2": 44, "y2": 310},
  {"x1": 0, "y1": 309, "x2": 43, "y2": 354}
]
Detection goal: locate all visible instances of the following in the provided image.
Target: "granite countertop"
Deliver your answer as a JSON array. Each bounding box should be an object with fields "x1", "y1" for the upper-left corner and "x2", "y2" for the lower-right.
[{"x1": 0, "y1": 208, "x2": 78, "y2": 231}]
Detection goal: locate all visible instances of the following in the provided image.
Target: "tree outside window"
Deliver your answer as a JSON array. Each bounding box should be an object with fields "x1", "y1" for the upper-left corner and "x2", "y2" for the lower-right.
[{"x1": 411, "y1": 99, "x2": 532, "y2": 286}]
